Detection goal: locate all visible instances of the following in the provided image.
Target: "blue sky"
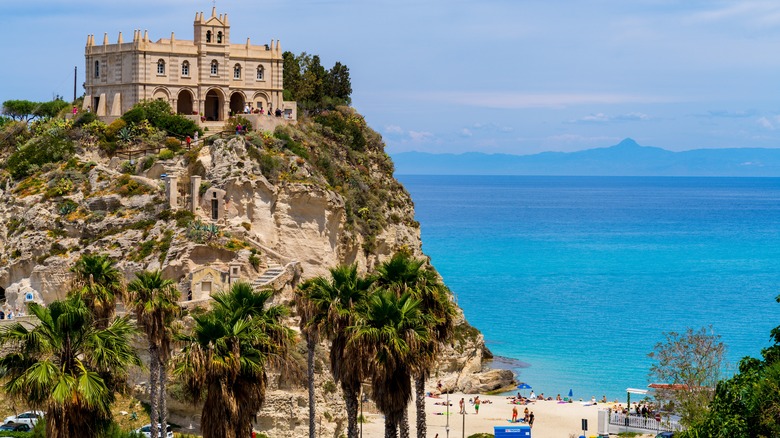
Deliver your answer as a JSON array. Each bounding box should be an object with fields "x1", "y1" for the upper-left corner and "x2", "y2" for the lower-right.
[{"x1": 2, "y1": 0, "x2": 780, "y2": 154}]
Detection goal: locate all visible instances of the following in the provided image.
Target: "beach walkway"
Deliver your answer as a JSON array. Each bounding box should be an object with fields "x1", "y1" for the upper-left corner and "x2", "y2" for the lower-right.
[{"x1": 606, "y1": 411, "x2": 683, "y2": 435}]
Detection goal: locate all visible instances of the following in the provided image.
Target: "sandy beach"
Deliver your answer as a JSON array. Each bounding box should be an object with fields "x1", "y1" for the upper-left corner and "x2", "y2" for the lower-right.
[{"x1": 359, "y1": 392, "x2": 655, "y2": 438}]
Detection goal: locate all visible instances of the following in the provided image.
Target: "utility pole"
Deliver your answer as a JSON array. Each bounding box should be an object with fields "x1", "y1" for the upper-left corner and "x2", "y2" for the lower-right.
[
  {"x1": 461, "y1": 406, "x2": 465, "y2": 438},
  {"x1": 73, "y1": 66, "x2": 77, "y2": 102},
  {"x1": 445, "y1": 391, "x2": 450, "y2": 438}
]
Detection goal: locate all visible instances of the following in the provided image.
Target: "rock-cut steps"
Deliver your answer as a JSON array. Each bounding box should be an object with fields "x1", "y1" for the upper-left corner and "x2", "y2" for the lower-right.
[{"x1": 252, "y1": 262, "x2": 286, "y2": 288}]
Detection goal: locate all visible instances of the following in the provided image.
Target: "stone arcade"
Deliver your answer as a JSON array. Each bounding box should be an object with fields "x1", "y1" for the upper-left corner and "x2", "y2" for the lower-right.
[{"x1": 84, "y1": 7, "x2": 296, "y2": 121}]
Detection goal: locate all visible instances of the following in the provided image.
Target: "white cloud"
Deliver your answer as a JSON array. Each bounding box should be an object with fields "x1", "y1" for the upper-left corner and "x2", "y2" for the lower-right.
[
  {"x1": 382, "y1": 125, "x2": 436, "y2": 144},
  {"x1": 470, "y1": 122, "x2": 514, "y2": 133},
  {"x1": 757, "y1": 117, "x2": 775, "y2": 130},
  {"x1": 568, "y1": 112, "x2": 651, "y2": 124},
  {"x1": 414, "y1": 91, "x2": 676, "y2": 109},
  {"x1": 460, "y1": 128, "x2": 473, "y2": 137},
  {"x1": 686, "y1": 1, "x2": 780, "y2": 28},
  {"x1": 408, "y1": 130, "x2": 434, "y2": 142},
  {"x1": 576, "y1": 113, "x2": 611, "y2": 123}
]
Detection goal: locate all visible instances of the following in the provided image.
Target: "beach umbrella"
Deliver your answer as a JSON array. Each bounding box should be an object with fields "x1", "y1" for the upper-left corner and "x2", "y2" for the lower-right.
[
  {"x1": 516, "y1": 383, "x2": 532, "y2": 397},
  {"x1": 568, "y1": 389, "x2": 573, "y2": 398}
]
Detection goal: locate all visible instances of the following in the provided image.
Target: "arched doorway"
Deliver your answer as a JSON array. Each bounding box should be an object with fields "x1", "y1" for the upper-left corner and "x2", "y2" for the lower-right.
[
  {"x1": 229, "y1": 92, "x2": 245, "y2": 116},
  {"x1": 0, "y1": 286, "x2": 5, "y2": 304},
  {"x1": 152, "y1": 88, "x2": 170, "y2": 102},
  {"x1": 205, "y1": 89, "x2": 224, "y2": 121},
  {"x1": 253, "y1": 92, "x2": 269, "y2": 112},
  {"x1": 177, "y1": 89, "x2": 194, "y2": 115}
]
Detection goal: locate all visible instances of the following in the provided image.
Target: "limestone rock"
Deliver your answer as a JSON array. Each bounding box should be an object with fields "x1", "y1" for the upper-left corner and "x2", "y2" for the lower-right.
[{"x1": 459, "y1": 368, "x2": 515, "y2": 394}]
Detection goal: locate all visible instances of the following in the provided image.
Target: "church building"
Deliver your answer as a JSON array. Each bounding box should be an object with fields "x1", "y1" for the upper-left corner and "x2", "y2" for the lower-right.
[{"x1": 84, "y1": 8, "x2": 295, "y2": 121}]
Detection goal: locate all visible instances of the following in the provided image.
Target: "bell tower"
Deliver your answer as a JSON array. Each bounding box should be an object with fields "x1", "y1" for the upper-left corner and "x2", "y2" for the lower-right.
[{"x1": 193, "y1": 7, "x2": 230, "y2": 46}]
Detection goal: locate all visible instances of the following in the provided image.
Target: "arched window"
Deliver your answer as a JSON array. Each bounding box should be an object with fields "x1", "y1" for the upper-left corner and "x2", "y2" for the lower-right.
[
  {"x1": 94, "y1": 60, "x2": 100, "y2": 78},
  {"x1": 217, "y1": 31, "x2": 223, "y2": 43},
  {"x1": 210, "y1": 60, "x2": 219, "y2": 76},
  {"x1": 256, "y1": 65, "x2": 264, "y2": 80},
  {"x1": 181, "y1": 61, "x2": 190, "y2": 77},
  {"x1": 206, "y1": 30, "x2": 212, "y2": 43},
  {"x1": 157, "y1": 59, "x2": 166, "y2": 75},
  {"x1": 233, "y1": 64, "x2": 241, "y2": 80}
]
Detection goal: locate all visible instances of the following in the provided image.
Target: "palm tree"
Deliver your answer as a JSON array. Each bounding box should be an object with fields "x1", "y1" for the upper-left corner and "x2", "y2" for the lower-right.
[
  {"x1": 295, "y1": 264, "x2": 375, "y2": 438},
  {"x1": 175, "y1": 282, "x2": 294, "y2": 438},
  {"x1": 376, "y1": 252, "x2": 456, "y2": 438},
  {"x1": 348, "y1": 290, "x2": 430, "y2": 438},
  {"x1": 294, "y1": 280, "x2": 322, "y2": 438},
  {"x1": 70, "y1": 253, "x2": 124, "y2": 328},
  {"x1": 0, "y1": 295, "x2": 141, "y2": 438},
  {"x1": 127, "y1": 270, "x2": 181, "y2": 438}
]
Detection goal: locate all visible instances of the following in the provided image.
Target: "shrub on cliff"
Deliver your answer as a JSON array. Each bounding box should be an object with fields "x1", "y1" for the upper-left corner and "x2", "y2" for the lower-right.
[
  {"x1": 6, "y1": 131, "x2": 74, "y2": 179},
  {"x1": 122, "y1": 100, "x2": 201, "y2": 138}
]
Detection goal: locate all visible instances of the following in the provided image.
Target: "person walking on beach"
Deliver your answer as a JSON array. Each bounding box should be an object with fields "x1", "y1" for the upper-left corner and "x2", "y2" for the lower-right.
[
  {"x1": 474, "y1": 396, "x2": 480, "y2": 415},
  {"x1": 523, "y1": 407, "x2": 529, "y2": 422},
  {"x1": 512, "y1": 405, "x2": 518, "y2": 422},
  {"x1": 459, "y1": 398, "x2": 465, "y2": 414},
  {"x1": 529, "y1": 411, "x2": 535, "y2": 428}
]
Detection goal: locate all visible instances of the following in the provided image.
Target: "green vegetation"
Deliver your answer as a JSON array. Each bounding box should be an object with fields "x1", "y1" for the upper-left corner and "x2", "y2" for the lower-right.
[
  {"x1": 677, "y1": 295, "x2": 780, "y2": 437},
  {"x1": 295, "y1": 251, "x2": 455, "y2": 438},
  {"x1": 2, "y1": 98, "x2": 69, "y2": 122},
  {"x1": 6, "y1": 127, "x2": 74, "y2": 179},
  {"x1": 127, "y1": 270, "x2": 180, "y2": 438},
  {"x1": 121, "y1": 100, "x2": 201, "y2": 138},
  {"x1": 274, "y1": 128, "x2": 309, "y2": 159},
  {"x1": 283, "y1": 52, "x2": 352, "y2": 115},
  {"x1": 0, "y1": 295, "x2": 141, "y2": 437},
  {"x1": 648, "y1": 326, "x2": 725, "y2": 427},
  {"x1": 115, "y1": 174, "x2": 153, "y2": 197},
  {"x1": 175, "y1": 282, "x2": 294, "y2": 438},
  {"x1": 158, "y1": 148, "x2": 175, "y2": 160}
]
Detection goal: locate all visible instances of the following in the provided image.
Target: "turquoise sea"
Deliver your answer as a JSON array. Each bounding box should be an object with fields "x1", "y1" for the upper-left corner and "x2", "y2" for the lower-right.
[{"x1": 397, "y1": 175, "x2": 780, "y2": 401}]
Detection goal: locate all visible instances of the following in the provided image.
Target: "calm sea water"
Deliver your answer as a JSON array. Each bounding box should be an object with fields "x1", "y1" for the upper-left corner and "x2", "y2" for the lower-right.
[{"x1": 397, "y1": 175, "x2": 780, "y2": 400}]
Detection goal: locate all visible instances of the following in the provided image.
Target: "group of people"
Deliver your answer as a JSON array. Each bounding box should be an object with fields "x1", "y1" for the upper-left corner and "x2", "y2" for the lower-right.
[
  {"x1": 240, "y1": 102, "x2": 285, "y2": 118},
  {"x1": 510, "y1": 405, "x2": 535, "y2": 427},
  {"x1": 0, "y1": 305, "x2": 25, "y2": 320}
]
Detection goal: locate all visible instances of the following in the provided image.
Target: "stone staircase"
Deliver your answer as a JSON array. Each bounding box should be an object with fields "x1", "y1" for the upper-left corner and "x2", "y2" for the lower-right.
[
  {"x1": 252, "y1": 262, "x2": 286, "y2": 288},
  {"x1": 200, "y1": 121, "x2": 225, "y2": 132}
]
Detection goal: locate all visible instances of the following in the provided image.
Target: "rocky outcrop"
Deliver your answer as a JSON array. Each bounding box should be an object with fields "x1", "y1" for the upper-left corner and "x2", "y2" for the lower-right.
[{"x1": 0, "y1": 110, "x2": 512, "y2": 438}]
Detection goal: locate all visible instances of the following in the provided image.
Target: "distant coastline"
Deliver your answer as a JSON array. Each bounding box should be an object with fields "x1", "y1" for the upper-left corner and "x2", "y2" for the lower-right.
[{"x1": 392, "y1": 138, "x2": 780, "y2": 176}]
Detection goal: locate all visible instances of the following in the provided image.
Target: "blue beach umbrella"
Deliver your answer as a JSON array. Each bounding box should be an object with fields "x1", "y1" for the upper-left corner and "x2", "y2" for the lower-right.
[
  {"x1": 568, "y1": 388, "x2": 573, "y2": 398},
  {"x1": 517, "y1": 383, "x2": 532, "y2": 397}
]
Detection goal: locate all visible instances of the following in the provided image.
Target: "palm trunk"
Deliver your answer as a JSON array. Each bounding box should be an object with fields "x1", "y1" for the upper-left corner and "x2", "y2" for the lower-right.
[
  {"x1": 343, "y1": 384, "x2": 360, "y2": 438},
  {"x1": 159, "y1": 355, "x2": 168, "y2": 436},
  {"x1": 149, "y1": 345, "x2": 160, "y2": 438},
  {"x1": 384, "y1": 416, "x2": 398, "y2": 438},
  {"x1": 46, "y1": 406, "x2": 66, "y2": 438},
  {"x1": 307, "y1": 334, "x2": 316, "y2": 438},
  {"x1": 414, "y1": 375, "x2": 426, "y2": 438},
  {"x1": 399, "y1": 408, "x2": 410, "y2": 438}
]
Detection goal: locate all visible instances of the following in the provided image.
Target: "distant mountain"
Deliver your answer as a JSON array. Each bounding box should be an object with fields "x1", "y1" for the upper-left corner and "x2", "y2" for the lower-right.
[{"x1": 391, "y1": 138, "x2": 780, "y2": 176}]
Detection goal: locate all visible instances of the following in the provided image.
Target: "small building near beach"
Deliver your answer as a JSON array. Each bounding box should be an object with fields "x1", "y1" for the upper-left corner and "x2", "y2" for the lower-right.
[{"x1": 84, "y1": 7, "x2": 296, "y2": 121}]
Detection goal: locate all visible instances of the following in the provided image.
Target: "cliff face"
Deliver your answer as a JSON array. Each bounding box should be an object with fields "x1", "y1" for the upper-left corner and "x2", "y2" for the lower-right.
[{"x1": 0, "y1": 108, "x2": 513, "y2": 436}]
